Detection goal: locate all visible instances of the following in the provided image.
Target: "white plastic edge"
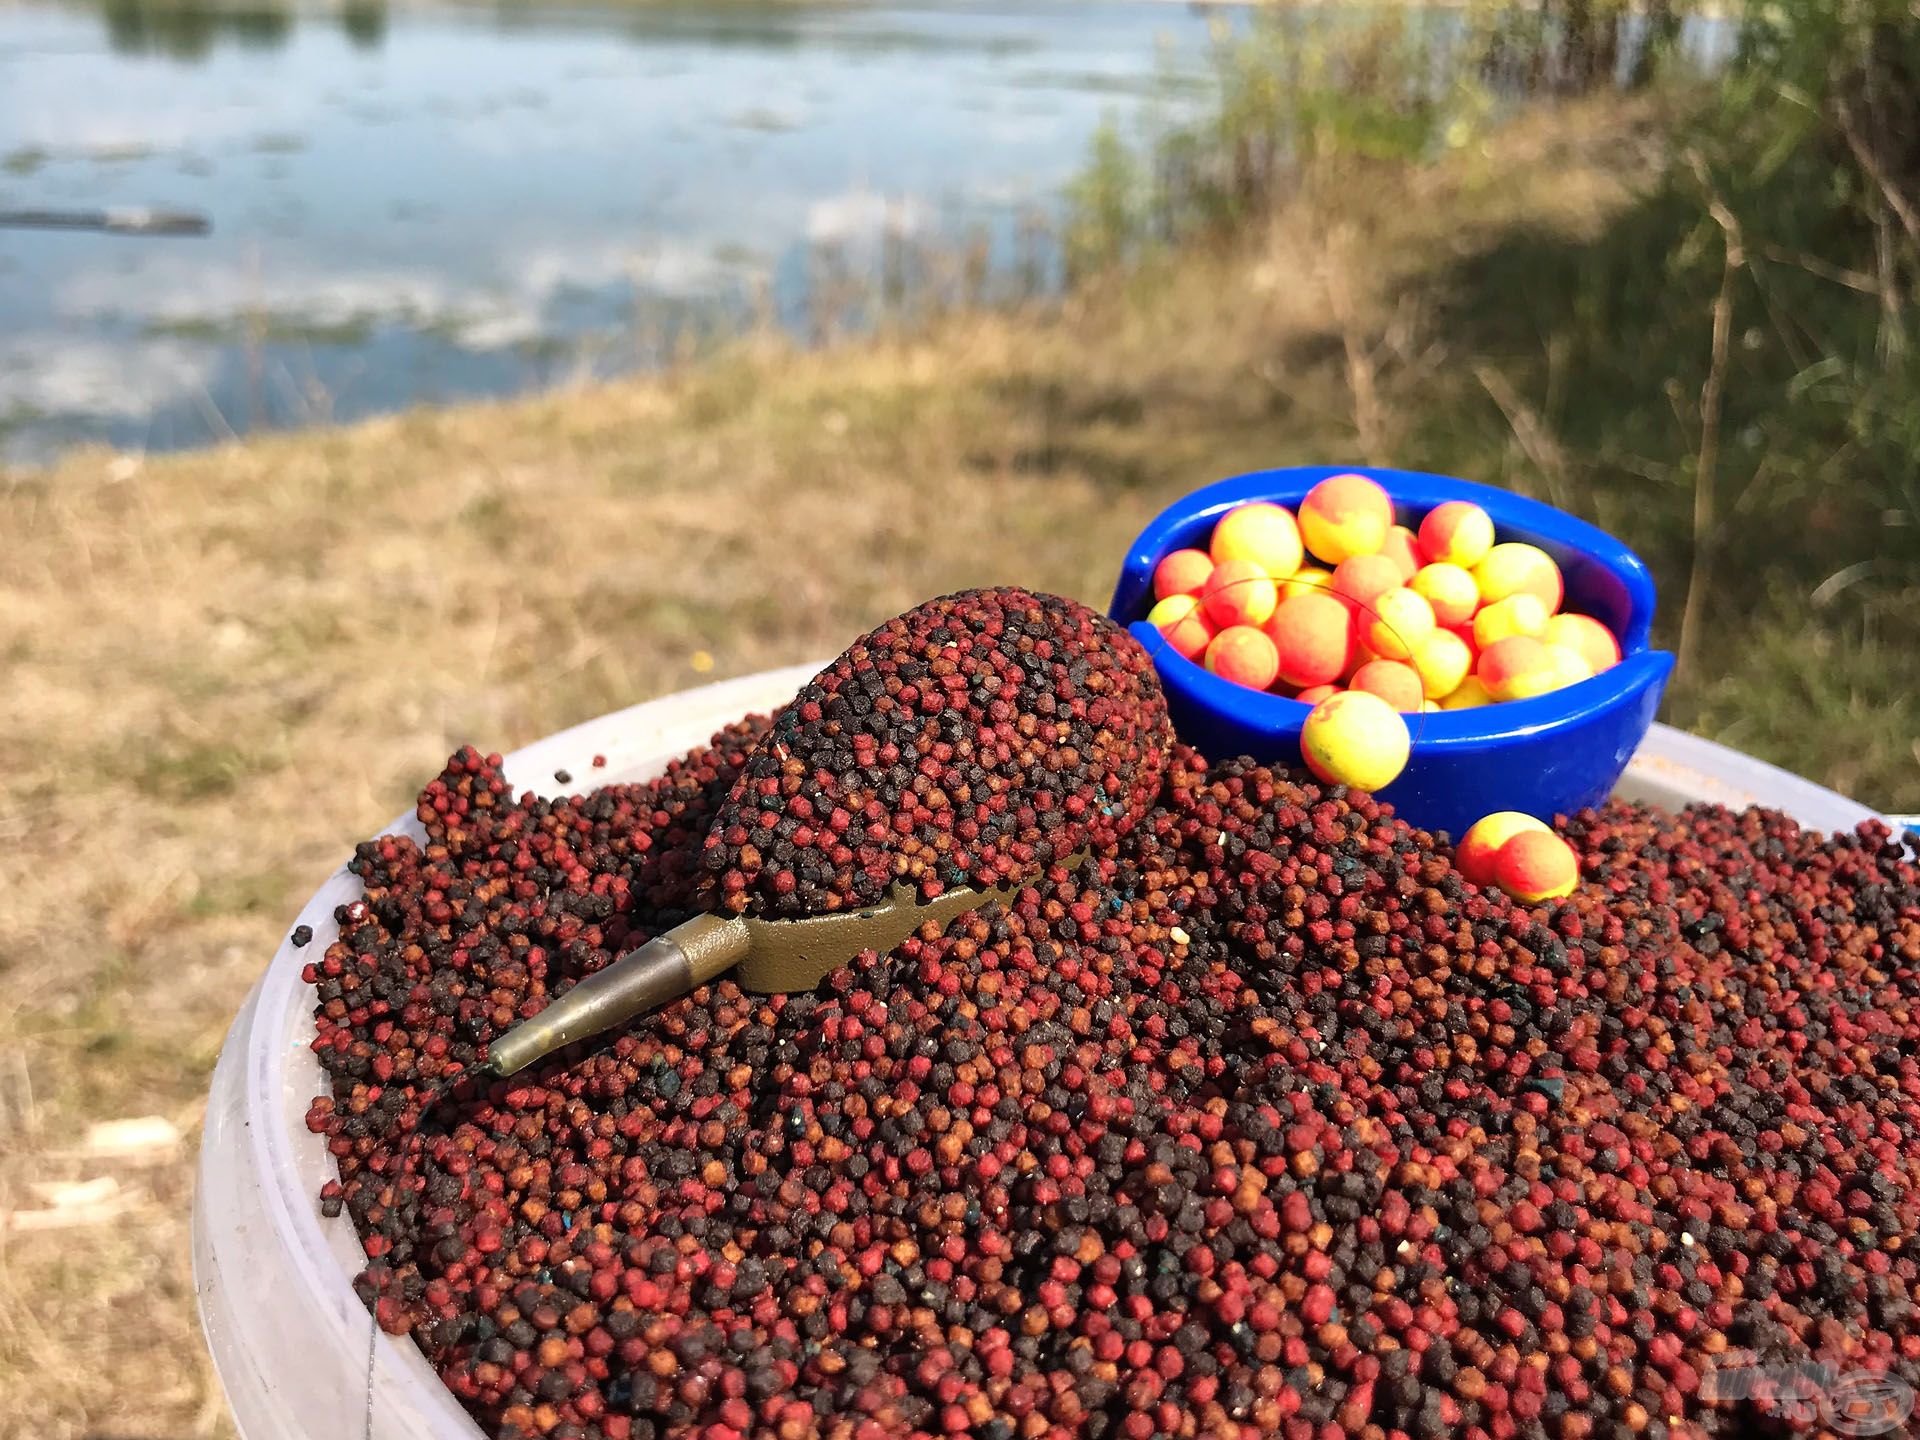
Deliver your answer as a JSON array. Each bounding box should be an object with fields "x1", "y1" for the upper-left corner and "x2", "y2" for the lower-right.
[
  {"x1": 196, "y1": 661, "x2": 826, "y2": 1440},
  {"x1": 1614, "y1": 722, "x2": 1880, "y2": 834}
]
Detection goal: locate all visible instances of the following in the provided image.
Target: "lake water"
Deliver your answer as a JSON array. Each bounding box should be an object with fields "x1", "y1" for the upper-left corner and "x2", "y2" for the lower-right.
[
  {"x1": 0, "y1": 0, "x2": 1247, "y2": 462},
  {"x1": 0, "y1": 1, "x2": 1734, "y2": 465}
]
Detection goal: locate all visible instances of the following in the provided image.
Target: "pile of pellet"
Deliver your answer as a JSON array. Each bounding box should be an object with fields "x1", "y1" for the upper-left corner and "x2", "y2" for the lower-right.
[
  {"x1": 306, "y1": 589, "x2": 1920, "y2": 1440},
  {"x1": 698, "y1": 587, "x2": 1170, "y2": 918}
]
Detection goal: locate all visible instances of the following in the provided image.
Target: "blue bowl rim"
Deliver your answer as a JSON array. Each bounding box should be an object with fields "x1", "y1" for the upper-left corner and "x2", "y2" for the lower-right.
[{"x1": 1109, "y1": 464, "x2": 1675, "y2": 755}]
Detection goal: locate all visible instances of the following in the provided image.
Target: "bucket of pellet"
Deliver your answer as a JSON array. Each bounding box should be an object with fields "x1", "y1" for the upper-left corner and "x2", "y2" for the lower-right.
[
  {"x1": 1111, "y1": 466, "x2": 1677, "y2": 838},
  {"x1": 194, "y1": 663, "x2": 822, "y2": 1440},
  {"x1": 196, "y1": 646, "x2": 1907, "y2": 1440}
]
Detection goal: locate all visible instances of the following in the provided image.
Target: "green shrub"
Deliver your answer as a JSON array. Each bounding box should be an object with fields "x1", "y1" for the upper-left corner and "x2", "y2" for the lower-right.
[{"x1": 1065, "y1": 10, "x2": 1491, "y2": 275}]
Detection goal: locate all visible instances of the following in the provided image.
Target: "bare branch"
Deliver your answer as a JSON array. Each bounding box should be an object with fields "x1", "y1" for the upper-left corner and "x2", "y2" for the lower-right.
[
  {"x1": 1677, "y1": 152, "x2": 1746, "y2": 683},
  {"x1": 1759, "y1": 244, "x2": 1884, "y2": 297},
  {"x1": 1473, "y1": 363, "x2": 1574, "y2": 514},
  {"x1": 1833, "y1": 96, "x2": 1920, "y2": 252}
]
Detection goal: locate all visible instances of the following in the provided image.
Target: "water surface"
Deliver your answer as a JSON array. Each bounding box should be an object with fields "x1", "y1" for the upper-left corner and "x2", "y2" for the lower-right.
[
  {"x1": 0, "y1": 0, "x2": 1733, "y2": 463},
  {"x1": 0, "y1": 0, "x2": 1234, "y2": 461}
]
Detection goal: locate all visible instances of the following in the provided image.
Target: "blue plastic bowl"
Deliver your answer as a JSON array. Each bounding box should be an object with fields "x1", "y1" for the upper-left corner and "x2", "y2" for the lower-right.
[{"x1": 1109, "y1": 465, "x2": 1675, "y2": 838}]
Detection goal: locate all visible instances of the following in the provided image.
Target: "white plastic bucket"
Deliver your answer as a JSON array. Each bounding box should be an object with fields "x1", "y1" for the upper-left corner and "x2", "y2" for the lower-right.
[{"x1": 194, "y1": 664, "x2": 1881, "y2": 1440}]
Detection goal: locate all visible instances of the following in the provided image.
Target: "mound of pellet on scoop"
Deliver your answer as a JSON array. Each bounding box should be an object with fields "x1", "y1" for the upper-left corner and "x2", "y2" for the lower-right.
[
  {"x1": 698, "y1": 587, "x2": 1172, "y2": 917},
  {"x1": 306, "y1": 610, "x2": 1920, "y2": 1440}
]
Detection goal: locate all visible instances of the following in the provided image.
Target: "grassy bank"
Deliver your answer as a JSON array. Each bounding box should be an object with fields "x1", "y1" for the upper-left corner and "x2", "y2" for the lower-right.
[{"x1": 0, "y1": 72, "x2": 1915, "y2": 1440}]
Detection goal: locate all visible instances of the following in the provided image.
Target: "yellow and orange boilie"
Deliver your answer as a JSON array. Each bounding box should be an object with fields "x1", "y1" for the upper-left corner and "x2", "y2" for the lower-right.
[
  {"x1": 1147, "y1": 478, "x2": 1620, "y2": 714},
  {"x1": 1456, "y1": 810, "x2": 1582, "y2": 901}
]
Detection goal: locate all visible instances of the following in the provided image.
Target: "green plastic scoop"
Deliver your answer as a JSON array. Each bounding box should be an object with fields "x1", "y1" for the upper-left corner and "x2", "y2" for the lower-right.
[
  {"x1": 473, "y1": 587, "x2": 1169, "y2": 1084},
  {"x1": 480, "y1": 864, "x2": 1060, "y2": 1080}
]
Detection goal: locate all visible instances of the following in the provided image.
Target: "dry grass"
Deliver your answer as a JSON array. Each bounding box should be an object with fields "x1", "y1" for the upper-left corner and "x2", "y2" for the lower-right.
[{"x1": 0, "y1": 97, "x2": 1870, "y2": 1436}]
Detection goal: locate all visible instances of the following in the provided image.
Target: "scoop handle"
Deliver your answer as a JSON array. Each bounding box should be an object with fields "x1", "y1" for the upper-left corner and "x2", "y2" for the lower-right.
[{"x1": 482, "y1": 913, "x2": 748, "y2": 1078}]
